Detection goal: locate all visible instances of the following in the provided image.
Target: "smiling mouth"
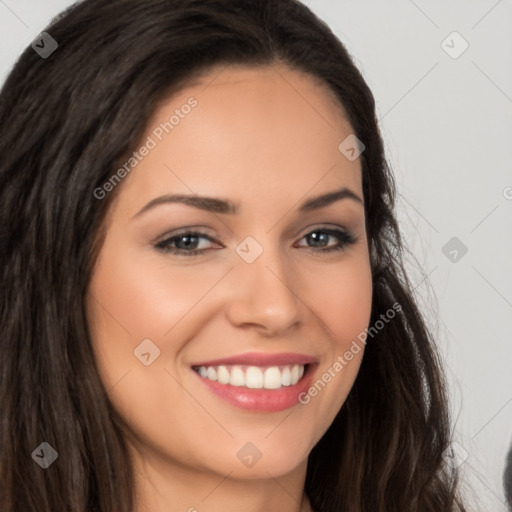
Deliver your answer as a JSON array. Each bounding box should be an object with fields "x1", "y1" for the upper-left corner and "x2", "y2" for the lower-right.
[{"x1": 192, "y1": 363, "x2": 309, "y2": 390}]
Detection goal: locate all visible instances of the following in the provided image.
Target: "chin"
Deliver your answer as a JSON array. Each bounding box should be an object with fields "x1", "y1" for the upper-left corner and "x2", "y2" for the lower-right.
[{"x1": 214, "y1": 438, "x2": 311, "y2": 480}]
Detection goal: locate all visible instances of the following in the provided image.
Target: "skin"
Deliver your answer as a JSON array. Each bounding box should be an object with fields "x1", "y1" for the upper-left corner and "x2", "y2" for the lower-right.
[{"x1": 86, "y1": 63, "x2": 373, "y2": 512}]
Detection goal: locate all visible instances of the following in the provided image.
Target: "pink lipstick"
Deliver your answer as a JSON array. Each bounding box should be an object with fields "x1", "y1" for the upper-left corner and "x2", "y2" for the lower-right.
[{"x1": 191, "y1": 352, "x2": 318, "y2": 412}]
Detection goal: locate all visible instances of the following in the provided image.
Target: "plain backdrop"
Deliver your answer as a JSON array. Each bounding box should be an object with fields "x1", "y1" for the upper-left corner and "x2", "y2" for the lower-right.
[{"x1": 1, "y1": 1, "x2": 511, "y2": 511}]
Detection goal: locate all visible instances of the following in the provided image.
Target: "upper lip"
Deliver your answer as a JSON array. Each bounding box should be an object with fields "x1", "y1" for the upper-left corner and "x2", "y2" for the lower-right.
[{"x1": 190, "y1": 352, "x2": 318, "y2": 367}]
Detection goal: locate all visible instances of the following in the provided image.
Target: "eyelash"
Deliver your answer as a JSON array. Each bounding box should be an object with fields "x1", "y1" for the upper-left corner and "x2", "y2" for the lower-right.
[{"x1": 154, "y1": 227, "x2": 358, "y2": 257}]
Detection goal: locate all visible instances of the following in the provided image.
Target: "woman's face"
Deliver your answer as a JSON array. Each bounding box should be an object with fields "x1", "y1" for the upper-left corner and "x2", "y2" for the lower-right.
[{"x1": 86, "y1": 63, "x2": 372, "y2": 482}]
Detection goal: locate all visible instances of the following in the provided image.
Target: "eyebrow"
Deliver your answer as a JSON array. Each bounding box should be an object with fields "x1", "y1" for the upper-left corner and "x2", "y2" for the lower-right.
[{"x1": 132, "y1": 186, "x2": 363, "y2": 218}]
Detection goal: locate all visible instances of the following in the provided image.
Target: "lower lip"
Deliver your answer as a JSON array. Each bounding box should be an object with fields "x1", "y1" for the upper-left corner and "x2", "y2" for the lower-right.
[{"x1": 193, "y1": 365, "x2": 317, "y2": 412}]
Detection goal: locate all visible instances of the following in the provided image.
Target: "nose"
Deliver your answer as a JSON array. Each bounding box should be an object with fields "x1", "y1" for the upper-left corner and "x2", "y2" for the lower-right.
[{"x1": 225, "y1": 244, "x2": 302, "y2": 337}]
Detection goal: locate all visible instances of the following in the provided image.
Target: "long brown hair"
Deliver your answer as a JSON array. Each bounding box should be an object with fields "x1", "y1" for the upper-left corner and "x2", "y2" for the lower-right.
[{"x1": 0, "y1": 0, "x2": 467, "y2": 510}]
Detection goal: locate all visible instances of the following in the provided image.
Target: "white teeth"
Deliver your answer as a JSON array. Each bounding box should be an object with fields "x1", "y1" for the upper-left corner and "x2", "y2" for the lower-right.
[
  {"x1": 195, "y1": 363, "x2": 307, "y2": 389},
  {"x1": 290, "y1": 365, "x2": 300, "y2": 385},
  {"x1": 230, "y1": 366, "x2": 245, "y2": 386},
  {"x1": 217, "y1": 365, "x2": 230, "y2": 384},
  {"x1": 281, "y1": 366, "x2": 291, "y2": 386},
  {"x1": 245, "y1": 366, "x2": 263, "y2": 388},
  {"x1": 263, "y1": 366, "x2": 282, "y2": 389}
]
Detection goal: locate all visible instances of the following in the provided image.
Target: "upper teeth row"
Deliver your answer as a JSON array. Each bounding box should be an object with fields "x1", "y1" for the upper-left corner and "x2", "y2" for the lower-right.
[{"x1": 195, "y1": 364, "x2": 305, "y2": 389}]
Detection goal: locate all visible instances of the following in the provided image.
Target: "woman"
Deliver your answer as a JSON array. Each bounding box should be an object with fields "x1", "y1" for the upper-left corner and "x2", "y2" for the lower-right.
[{"x1": 0, "y1": 0, "x2": 468, "y2": 510}]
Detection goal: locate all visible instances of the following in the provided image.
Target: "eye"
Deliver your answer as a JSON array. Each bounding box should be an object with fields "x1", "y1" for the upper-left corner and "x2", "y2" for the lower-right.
[
  {"x1": 295, "y1": 227, "x2": 358, "y2": 253},
  {"x1": 154, "y1": 227, "x2": 358, "y2": 257},
  {"x1": 154, "y1": 231, "x2": 219, "y2": 256}
]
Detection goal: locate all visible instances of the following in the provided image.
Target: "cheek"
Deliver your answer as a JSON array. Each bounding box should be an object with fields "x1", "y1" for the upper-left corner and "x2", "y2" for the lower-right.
[
  {"x1": 85, "y1": 241, "x2": 229, "y2": 419},
  {"x1": 307, "y1": 254, "x2": 373, "y2": 346},
  {"x1": 87, "y1": 242, "x2": 225, "y2": 343},
  {"x1": 85, "y1": 249, "x2": 210, "y2": 456},
  {"x1": 297, "y1": 255, "x2": 372, "y2": 427}
]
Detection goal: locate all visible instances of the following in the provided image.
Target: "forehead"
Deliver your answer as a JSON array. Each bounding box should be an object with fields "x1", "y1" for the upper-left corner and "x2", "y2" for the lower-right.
[{"x1": 113, "y1": 63, "x2": 362, "y2": 217}]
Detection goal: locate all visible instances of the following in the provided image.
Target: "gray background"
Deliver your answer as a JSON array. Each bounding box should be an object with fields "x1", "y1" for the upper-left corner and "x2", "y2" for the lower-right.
[{"x1": 1, "y1": 1, "x2": 511, "y2": 510}]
